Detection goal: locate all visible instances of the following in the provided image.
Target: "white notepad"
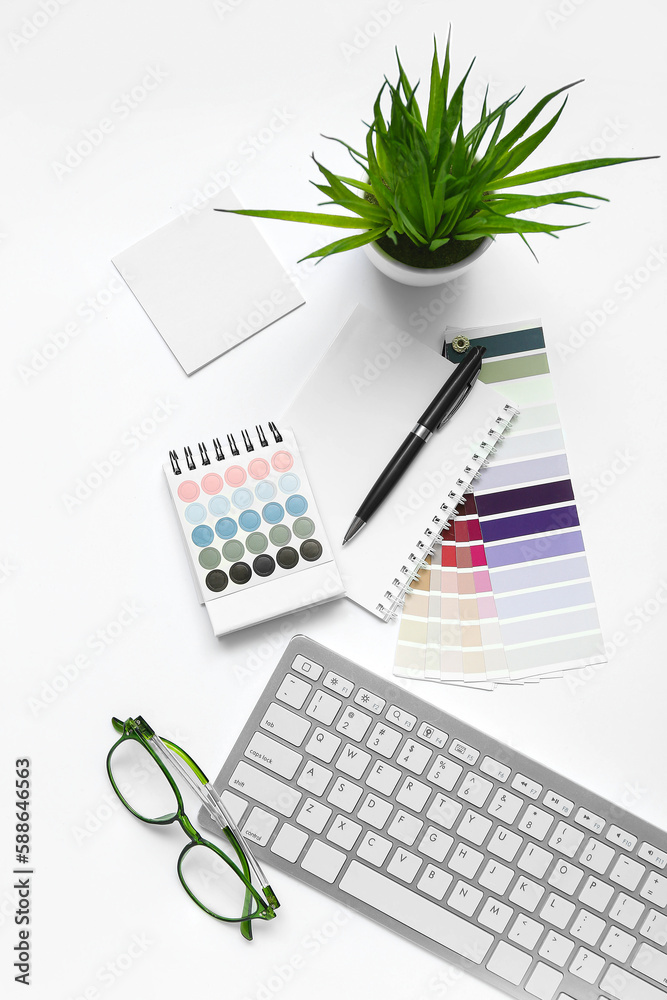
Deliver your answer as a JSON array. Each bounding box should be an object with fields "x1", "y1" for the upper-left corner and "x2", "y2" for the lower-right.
[
  {"x1": 282, "y1": 305, "x2": 517, "y2": 620},
  {"x1": 112, "y1": 189, "x2": 304, "y2": 374}
]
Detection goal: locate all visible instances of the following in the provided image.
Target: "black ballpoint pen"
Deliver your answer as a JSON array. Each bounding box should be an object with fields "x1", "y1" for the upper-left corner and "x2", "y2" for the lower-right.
[{"x1": 342, "y1": 345, "x2": 487, "y2": 544}]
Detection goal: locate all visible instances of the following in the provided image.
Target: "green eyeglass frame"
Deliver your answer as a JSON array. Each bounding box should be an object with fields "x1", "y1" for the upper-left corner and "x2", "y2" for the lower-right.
[{"x1": 106, "y1": 716, "x2": 279, "y2": 940}]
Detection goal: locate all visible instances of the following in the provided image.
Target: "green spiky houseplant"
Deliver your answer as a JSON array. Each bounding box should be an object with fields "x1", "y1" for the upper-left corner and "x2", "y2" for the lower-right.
[{"x1": 217, "y1": 35, "x2": 653, "y2": 270}]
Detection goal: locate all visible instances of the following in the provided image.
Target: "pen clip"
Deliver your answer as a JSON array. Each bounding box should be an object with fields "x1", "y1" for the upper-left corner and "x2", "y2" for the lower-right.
[{"x1": 437, "y1": 378, "x2": 475, "y2": 428}]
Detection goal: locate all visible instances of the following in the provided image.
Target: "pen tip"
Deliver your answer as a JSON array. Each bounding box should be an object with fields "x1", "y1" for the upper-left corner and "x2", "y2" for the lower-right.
[{"x1": 343, "y1": 516, "x2": 365, "y2": 545}]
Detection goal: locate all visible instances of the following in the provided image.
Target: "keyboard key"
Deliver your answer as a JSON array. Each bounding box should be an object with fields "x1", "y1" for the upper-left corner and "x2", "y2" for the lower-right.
[
  {"x1": 526, "y1": 961, "x2": 563, "y2": 999},
  {"x1": 427, "y1": 754, "x2": 463, "y2": 791},
  {"x1": 580, "y1": 837, "x2": 615, "y2": 874},
  {"x1": 366, "y1": 723, "x2": 402, "y2": 758},
  {"x1": 487, "y1": 788, "x2": 523, "y2": 824},
  {"x1": 228, "y1": 761, "x2": 301, "y2": 816},
  {"x1": 357, "y1": 831, "x2": 392, "y2": 866},
  {"x1": 518, "y1": 805, "x2": 554, "y2": 841},
  {"x1": 488, "y1": 826, "x2": 523, "y2": 862},
  {"x1": 610, "y1": 855, "x2": 646, "y2": 891},
  {"x1": 418, "y1": 826, "x2": 453, "y2": 864},
  {"x1": 297, "y1": 759, "x2": 332, "y2": 796},
  {"x1": 366, "y1": 759, "x2": 401, "y2": 796},
  {"x1": 326, "y1": 777, "x2": 363, "y2": 813},
  {"x1": 480, "y1": 756, "x2": 510, "y2": 782},
  {"x1": 610, "y1": 893, "x2": 646, "y2": 929},
  {"x1": 511, "y1": 773, "x2": 542, "y2": 799},
  {"x1": 478, "y1": 897, "x2": 513, "y2": 932},
  {"x1": 340, "y1": 861, "x2": 493, "y2": 961},
  {"x1": 578, "y1": 875, "x2": 614, "y2": 911},
  {"x1": 457, "y1": 809, "x2": 492, "y2": 846},
  {"x1": 291, "y1": 653, "x2": 323, "y2": 679},
  {"x1": 388, "y1": 810, "x2": 423, "y2": 846},
  {"x1": 548, "y1": 821, "x2": 584, "y2": 858},
  {"x1": 607, "y1": 825, "x2": 638, "y2": 852},
  {"x1": 323, "y1": 670, "x2": 353, "y2": 697},
  {"x1": 396, "y1": 776, "x2": 431, "y2": 812},
  {"x1": 571, "y1": 907, "x2": 606, "y2": 945},
  {"x1": 641, "y1": 871, "x2": 667, "y2": 907},
  {"x1": 541, "y1": 892, "x2": 576, "y2": 929},
  {"x1": 301, "y1": 840, "x2": 346, "y2": 883},
  {"x1": 542, "y1": 791, "x2": 574, "y2": 817},
  {"x1": 270, "y1": 823, "x2": 308, "y2": 862},
  {"x1": 220, "y1": 789, "x2": 247, "y2": 825},
  {"x1": 306, "y1": 690, "x2": 341, "y2": 726},
  {"x1": 260, "y1": 702, "x2": 311, "y2": 746},
  {"x1": 479, "y1": 859, "x2": 514, "y2": 895},
  {"x1": 427, "y1": 793, "x2": 462, "y2": 830},
  {"x1": 387, "y1": 847, "x2": 422, "y2": 883},
  {"x1": 569, "y1": 946, "x2": 605, "y2": 983},
  {"x1": 354, "y1": 688, "x2": 385, "y2": 714},
  {"x1": 304, "y1": 727, "x2": 340, "y2": 763},
  {"x1": 448, "y1": 842, "x2": 483, "y2": 879},
  {"x1": 448, "y1": 879, "x2": 483, "y2": 917},
  {"x1": 632, "y1": 943, "x2": 667, "y2": 987},
  {"x1": 296, "y1": 797, "x2": 332, "y2": 834},
  {"x1": 509, "y1": 876, "x2": 545, "y2": 912},
  {"x1": 336, "y1": 743, "x2": 371, "y2": 780},
  {"x1": 518, "y1": 844, "x2": 553, "y2": 879},
  {"x1": 539, "y1": 930, "x2": 574, "y2": 966},
  {"x1": 244, "y1": 732, "x2": 302, "y2": 779},
  {"x1": 457, "y1": 772, "x2": 493, "y2": 808},
  {"x1": 508, "y1": 913, "x2": 544, "y2": 949},
  {"x1": 242, "y1": 806, "x2": 278, "y2": 846},
  {"x1": 385, "y1": 705, "x2": 417, "y2": 731},
  {"x1": 641, "y1": 909, "x2": 667, "y2": 946},
  {"x1": 418, "y1": 722, "x2": 448, "y2": 749},
  {"x1": 575, "y1": 807, "x2": 605, "y2": 835},
  {"x1": 449, "y1": 739, "x2": 480, "y2": 766},
  {"x1": 417, "y1": 864, "x2": 453, "y2": 900},
  {"x1": 357, "y1": 793, "x2": 393, "y2": 830},
  {"x1": 326, "y1": 814, "x2": 362, "y2": 851},
  {"x1": 601, "y1": 964, "x2": 667, "y2": 1000},
  {"x1": 486, "y1": 941, "x2": 532, "y2": 985},
  {"x1": 638, "y1": 842, "x2": 667, "y2": 869},
  {"x1": 275, "y1": 673, "x2": 312, "y2": 710},
  {"x1": 602, "y1": 926, "x2": 638, "y2": 963},
  {"x1": 396, "y1": 739, "x2": 432, "y2": 775},
  {"x1": 548, "y1": 860, "x2": 584, "y2": 896},
  {"x1": 335, "y1": 707, "x2": 372, "y2": 742}
]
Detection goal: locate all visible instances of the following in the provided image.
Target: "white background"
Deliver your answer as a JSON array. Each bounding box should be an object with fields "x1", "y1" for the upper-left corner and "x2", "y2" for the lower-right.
[{"x1": 2, "y1": 1, "x2": 666, "y2": 998}]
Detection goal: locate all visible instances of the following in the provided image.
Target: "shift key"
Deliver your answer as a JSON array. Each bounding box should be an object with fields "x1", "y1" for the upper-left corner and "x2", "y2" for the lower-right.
[{"x1": 229, "y1": 761, "x2": 302, "y2": 817}]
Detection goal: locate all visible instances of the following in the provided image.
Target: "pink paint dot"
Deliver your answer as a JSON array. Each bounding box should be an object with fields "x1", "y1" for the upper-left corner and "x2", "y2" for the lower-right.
[
  {"x1": 248, "y1": 457, "x2": 270, "y2": 480},
  {"x1": 177, "y1": 480, "x2": 199, "y2": 502},
  {"x1": 271, "y1": 450, "x2": 293, "y2": 471},
  {"x1": 201, "y1": 473, "x2": 223, "y2": 495},
  {"x1": 225, "y1": 465, "x2": 247, "y2": 487}
]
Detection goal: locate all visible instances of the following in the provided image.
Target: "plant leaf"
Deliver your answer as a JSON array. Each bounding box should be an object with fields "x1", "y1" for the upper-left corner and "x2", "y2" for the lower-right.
[
  {"x1": 215, "y1": 208, "x2": 375, "y2": 229},
  {"x1": 487, "y1": 155, "x2": 658, "y2": 190},
  {"x1": 298, "y1": 226, "x2": 388, "y2": 261}
]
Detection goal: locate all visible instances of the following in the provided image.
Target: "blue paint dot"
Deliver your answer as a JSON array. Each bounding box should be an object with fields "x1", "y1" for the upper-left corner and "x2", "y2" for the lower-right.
[
  {"x1": 215, "y1": 517, "x2": 237, "y2": 540},
  {"x1": 184, "y1": 502, "x2": 206, "y2": 524},
  {"x1": 232, "y1": 487, "x2": 253, "y2": 509},
  {"x1": 262, "y1": 502, "x2": 285, "y2": 524},
  {"x1": 285, "y1": 494, "x2": 308, "y2": 517},
  {"x1": 255, "y1": 480, "x2": 277, "y2": 501},
  {"x1": 208, "y1": 495, "x2": 230, "y2": 516},
  {"x1": 192, "y1": 524, "x2": 214, "y2": 547},
  {"x1": 279, "y1": 473, "x2": 301, "y2": 494},
  {"x1": 239, "y1": 509, "x2": 261, "y2": 532}
]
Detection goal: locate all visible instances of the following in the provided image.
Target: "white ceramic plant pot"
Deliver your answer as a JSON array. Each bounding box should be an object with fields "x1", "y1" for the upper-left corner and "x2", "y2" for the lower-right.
[{"x1": 364, "y1": 236, "x2": 493, "y2": 287}]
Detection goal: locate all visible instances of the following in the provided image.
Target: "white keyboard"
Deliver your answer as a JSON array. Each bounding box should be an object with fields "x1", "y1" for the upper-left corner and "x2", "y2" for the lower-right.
[{"x1": 200, "y1": 636, "x2": 667, "y2": 1000}]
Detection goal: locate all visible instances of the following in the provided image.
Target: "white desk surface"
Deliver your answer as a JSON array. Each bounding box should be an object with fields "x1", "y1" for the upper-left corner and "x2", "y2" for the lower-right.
[{"x1": 3, "y1": 2, "x2": 666, "y2": 997}]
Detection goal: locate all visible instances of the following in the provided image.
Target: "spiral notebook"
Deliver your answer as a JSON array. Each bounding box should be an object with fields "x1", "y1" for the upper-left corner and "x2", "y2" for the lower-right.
[
  {"x1": 163, "y1": 423, "x2": 345, "y2": 635},
  {"x1": 283, "y1": 305, "x2": 518, "y2": 620}
]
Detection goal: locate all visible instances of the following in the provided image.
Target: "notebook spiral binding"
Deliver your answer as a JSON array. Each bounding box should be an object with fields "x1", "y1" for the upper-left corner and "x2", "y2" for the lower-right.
[
  {"x1": 375, "y1": 403, "x2": 520, "y2": 621},
  {"x1": 169, "y1": 421, "x2": 283, "y2": 476}
]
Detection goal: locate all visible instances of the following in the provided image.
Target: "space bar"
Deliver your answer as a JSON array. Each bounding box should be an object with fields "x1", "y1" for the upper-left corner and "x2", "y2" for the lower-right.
[{"x1": 339, "y1": 861, "x2": 493, "y2": 964}]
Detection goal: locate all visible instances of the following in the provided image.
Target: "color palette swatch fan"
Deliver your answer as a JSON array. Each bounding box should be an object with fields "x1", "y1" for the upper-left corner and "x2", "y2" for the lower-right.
[
  {"x1": 164, "y1": 423, "x2": 345, "y2": 635},
  {"x1": 394, "y1": 320, "x2": 606, "y2": 686}
]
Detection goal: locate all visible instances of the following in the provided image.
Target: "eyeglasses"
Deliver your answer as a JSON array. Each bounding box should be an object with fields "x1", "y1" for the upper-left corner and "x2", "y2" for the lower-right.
[{"x1": 106, "y1": 716, "x2": 279, "y2": 940}]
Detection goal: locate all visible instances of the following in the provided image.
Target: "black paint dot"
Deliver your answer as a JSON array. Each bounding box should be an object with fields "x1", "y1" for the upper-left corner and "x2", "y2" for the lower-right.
[
  {"x1": 205, "y1": 569, "x2": 228, "y2": 592},
  {"x1": 253, "y1": 554, "x2": 276, "y2": 577},
  {"x1": 276, "y1": 546, "x2": 299, "y2": 569},
  {"x1": 300, "y1": 539, "x2": 323, "y2": 562},
  {"x1": 229, "y1": 562, "x2": 252, "y2": 585}
]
